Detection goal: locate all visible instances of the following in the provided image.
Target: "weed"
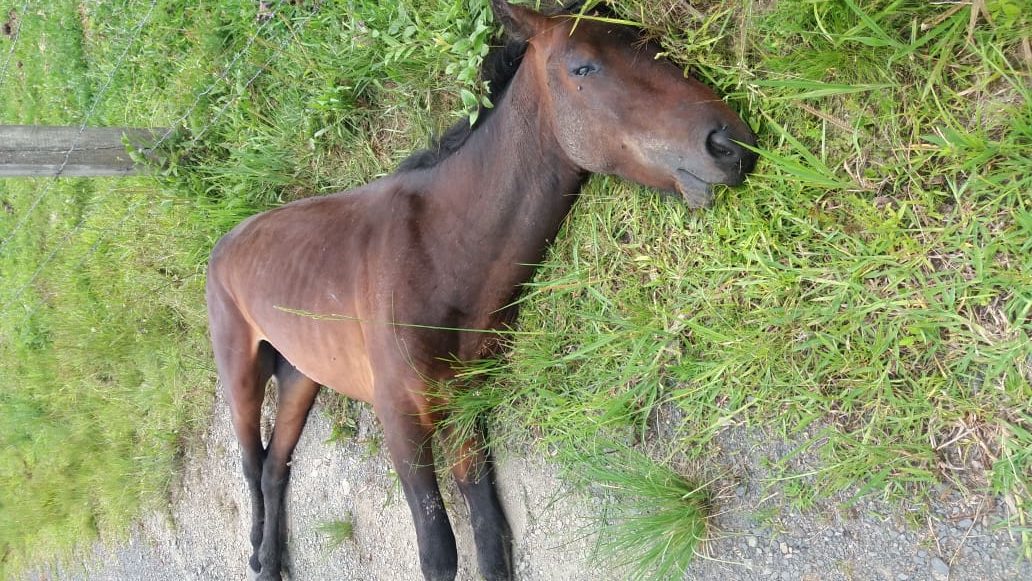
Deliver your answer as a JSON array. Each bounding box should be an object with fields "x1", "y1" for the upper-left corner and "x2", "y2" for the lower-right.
[
  {"x1": 317, "y1": 517, "x2": 355, "y2": 548},
  {"x1": 582, "y1": 446, "x2": 711, "y2": 580},
  {"x1": 323, "y1": 396, "x2": 363, "y2": 445}
]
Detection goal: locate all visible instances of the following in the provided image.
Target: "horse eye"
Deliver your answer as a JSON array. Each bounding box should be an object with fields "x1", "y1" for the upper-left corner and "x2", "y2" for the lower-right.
[{"x1": 572, "y1": 64, "x2": 598, "y2": 77}]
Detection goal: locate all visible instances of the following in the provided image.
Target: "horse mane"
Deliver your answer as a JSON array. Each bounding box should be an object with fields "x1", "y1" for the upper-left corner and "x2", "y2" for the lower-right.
[
  {"x1": 398, "y1": 38, "x2": 527, "y2": 172},
  {"x1": 397, "y1": 2, "x2": 615, "y2": 172}
]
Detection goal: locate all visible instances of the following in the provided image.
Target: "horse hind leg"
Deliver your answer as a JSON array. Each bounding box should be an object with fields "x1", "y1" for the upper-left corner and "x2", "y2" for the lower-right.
[
  {"x1": 254, "y1": 350, "x2": 320, "y2": 581},
  {"x1": 210, "y1": 312, "x2": 275, "y2": 575}
]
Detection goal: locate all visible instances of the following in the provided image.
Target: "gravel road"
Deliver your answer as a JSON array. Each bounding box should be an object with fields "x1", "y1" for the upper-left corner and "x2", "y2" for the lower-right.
[{"x1": 37, "y1": 390, "x2": 1030, "y2": 581}]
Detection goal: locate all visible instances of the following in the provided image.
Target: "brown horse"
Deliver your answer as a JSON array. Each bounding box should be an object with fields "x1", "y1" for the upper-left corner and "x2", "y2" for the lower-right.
[{"x1": 206, "y1": 2, "x2": 757, "y2": 580}]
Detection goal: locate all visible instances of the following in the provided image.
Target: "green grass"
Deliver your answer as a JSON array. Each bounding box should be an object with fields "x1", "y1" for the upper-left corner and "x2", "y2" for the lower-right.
[
  {"x1": 580, "y1": 446, "x2": 712, "y2": 579},
  {"x1": 448, "y1": 0, "x2": 1032, "y2": 574},
  {"x1": 1, "y1": 0, "x2": 1029, "y2": 578},
  {"x1": 317, "y1": 517, "x2": 355, "y2": 549}
]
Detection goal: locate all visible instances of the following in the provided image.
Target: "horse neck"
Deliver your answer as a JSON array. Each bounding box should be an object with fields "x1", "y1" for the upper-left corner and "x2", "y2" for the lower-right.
[{"x1": 420, "y1": 61, "x2": 587, "y2": 277}]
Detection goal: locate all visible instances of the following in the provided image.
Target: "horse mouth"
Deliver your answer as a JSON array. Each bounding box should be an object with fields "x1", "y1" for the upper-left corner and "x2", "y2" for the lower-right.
[{"x1": 675, "y1": 169, "x2": 714, "y2": 208}]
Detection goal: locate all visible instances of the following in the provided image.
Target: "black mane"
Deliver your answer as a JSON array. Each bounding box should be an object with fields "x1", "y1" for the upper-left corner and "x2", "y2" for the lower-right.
[
  {"x1": 397, "y1": 2, "x2": 615, "y2": 172},
  {"x1": 398, "y1": 38, "x2": 527, "y2": 172}
]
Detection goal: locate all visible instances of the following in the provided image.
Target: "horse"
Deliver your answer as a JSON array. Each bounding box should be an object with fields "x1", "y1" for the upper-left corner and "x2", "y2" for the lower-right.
[{"x1": 205, "y1": 2, "x2": 758, "y2": 579}]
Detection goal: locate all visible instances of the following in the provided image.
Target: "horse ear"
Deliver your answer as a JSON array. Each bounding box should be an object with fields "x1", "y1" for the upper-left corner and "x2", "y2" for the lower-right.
[{"x1": 491, "y1": 1, "x2": 550, "y2": 41}]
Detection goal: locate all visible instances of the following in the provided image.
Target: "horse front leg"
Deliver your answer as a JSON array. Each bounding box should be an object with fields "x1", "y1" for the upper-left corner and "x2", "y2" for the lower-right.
[
  {"x1": 374, "y1": 378, "x2": 458, "y2": 581},
  {"x1": 444, "y1": 424, "x2": 513, "y2": 581}
]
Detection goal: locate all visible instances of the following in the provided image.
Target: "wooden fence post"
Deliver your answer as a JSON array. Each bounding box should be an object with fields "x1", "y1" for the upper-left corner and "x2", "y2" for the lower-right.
[{"x1": 0, "y1": 125, "x2": 169, "y2": 177}]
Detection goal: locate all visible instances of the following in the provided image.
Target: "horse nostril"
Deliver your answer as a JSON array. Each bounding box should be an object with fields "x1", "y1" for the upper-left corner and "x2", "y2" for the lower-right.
[{"x1": 706, "y1": 127, "x2": 742, "y2": 163}]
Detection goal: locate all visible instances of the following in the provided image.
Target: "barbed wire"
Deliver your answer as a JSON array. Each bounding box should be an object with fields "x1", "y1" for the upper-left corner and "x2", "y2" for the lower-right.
[
  {"x1": 1, "y1": 4, "x2": 286, "y2": 255},
  {"x1": 0, "y1": 0, "x2": 159, "y2": 254},
  {"x1": 6, "y1": 9, "x2": 306, "y2": 314},
  {"x1": 8, "y1": 195, "x2": 150, "y2": 310},
  {"x1": 191, "y1": 29, "x2": 297, "y2": 144},
  {"x1": 150, "y1": 11, "x2": 279, "y2": 150},
  {"x1": 0, "y1": 0, "x2": 31, "y2": 87}
]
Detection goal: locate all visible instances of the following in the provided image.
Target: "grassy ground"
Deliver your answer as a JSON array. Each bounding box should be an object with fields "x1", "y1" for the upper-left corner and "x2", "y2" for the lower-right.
[{"x1": 0, "y1": 0, "x2": 1029, "y2": 578}]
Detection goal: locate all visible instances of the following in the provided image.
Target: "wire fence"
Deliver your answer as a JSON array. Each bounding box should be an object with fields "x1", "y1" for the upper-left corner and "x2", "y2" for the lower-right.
[
  {"x1": 0, "y1": 0, "x2": 30, "y2": 84},
  {"x1": 0, "y1": 1, "x2": 308, "y2": 327},
  {"x1": 0, "y1": 0, "x2": 160, "y2": 254}
]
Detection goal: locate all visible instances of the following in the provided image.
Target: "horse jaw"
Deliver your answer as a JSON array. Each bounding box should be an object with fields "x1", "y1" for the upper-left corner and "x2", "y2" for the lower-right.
[{"x1": 674, "y1": 168, "x2": 715, "y2": 208}]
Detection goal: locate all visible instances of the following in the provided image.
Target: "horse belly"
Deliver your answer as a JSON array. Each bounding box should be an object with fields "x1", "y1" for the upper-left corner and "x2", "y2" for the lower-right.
[{"x1": 255, "y1": 303, "x2": 376, "y2": 403}]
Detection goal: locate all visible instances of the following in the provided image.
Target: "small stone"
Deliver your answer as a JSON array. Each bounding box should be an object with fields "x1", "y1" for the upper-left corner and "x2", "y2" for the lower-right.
[
  {"x1": 956, "y1": 518, "x2": 974, "y2": 529},
  {"x1": 736, "y1": 485, "x2": 747, "y2": 497},
  {"x1": 930, "y1": 556, "x2": 950, "y2": 579},
  {"x1": 747, "y1": 536, "x2": 758, "y2": 548},
  {"x1": 898, "y1": 574, "x2": 908, "y2": 581},
  {"x1": 918, "y1": 550, "x2": 928, "y2": 558},
  {"x1": 780, "y1": 542, "x2": 789, "y2": 555}
]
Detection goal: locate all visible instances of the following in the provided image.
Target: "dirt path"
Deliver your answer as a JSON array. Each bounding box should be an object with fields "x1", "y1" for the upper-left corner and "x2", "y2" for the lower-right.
[
  {"x1": 39, "y1": 392, "x2": 1030, "y2": 581},
  {"x1": 44, "y1": 392, "x2": 605, "y2": 581}
]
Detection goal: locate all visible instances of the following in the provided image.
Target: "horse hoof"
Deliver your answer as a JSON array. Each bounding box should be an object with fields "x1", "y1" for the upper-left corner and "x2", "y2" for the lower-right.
[
  {"x1": 247, "y1": 562, "x2": 286, "y2": 581},
  {"x1": 250, "y1": 568, "x2": 284, "y2": 581}
]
